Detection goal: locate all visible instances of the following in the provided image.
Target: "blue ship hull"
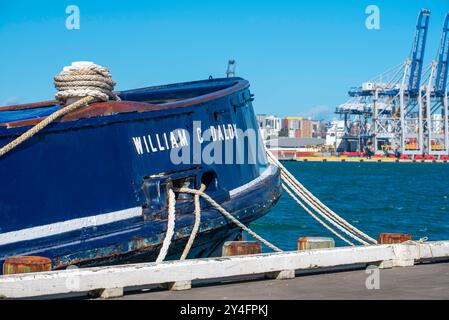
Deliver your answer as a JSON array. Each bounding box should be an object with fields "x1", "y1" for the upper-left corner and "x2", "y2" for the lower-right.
[{"x1": 0, "y1": 78, "x2": 281, "y2": 272}]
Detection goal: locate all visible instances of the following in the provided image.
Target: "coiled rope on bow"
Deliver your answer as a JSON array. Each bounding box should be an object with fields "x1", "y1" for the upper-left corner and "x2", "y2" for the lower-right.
[
  {"x1": 266, "y1": 148, "x2": 377, "y2": 246},
  {"x1": 0, "y1": 61, "x2": 119, "y2": 158},
  {"x1": 54, "y1": 61, "x2": 120, "y2": 102}
]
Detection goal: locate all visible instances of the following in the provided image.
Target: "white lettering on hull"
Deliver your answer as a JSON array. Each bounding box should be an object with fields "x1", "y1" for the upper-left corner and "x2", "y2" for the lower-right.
[{"x1": 132, "y1": 123, "x2": 239, "y2": 155}]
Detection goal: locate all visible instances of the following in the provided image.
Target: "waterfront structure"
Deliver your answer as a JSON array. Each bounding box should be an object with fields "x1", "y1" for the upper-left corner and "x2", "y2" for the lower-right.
[{"x1": 265, "y1": 137, "x2": 325, "y2": 159}]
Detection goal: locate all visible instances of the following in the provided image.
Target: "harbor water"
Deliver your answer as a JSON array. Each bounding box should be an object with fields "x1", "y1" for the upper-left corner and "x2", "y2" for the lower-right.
[{"x1": 250, "y1": 162, "x2": 449, "y2": 251}]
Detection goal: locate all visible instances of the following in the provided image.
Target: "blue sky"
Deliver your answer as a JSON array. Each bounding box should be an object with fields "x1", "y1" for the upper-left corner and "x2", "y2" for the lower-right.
[{"x1": 0, "y1": 0, "x2": 447, "y2": 119}]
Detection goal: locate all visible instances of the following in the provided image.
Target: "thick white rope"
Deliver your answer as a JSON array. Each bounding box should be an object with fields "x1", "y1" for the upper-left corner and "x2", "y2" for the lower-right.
[
  {"x1": 156, "y1": 188, "x2": 177, "y2": 263},
  {"x1": 54, "y1": 61, "x2": 120, "y2": 102},
  {"x1": 268, "y1": 149, "x2": 377, "y2": 244},
  {"x1": 266, "y1": 148, "x2": 377, "y2": 245},
  {"x1": 0, "y1": 96, "x2": 95, "y2": 157},
  {"x1": 273, "y1": 158, "x2": 372, "y2": 246},
  {"x1": 282, "y1": 182, "x2": 354, "y2": 246},
  {"x1": 281, "y1": 171, "x2": 369, "y2": 245},
  {"x1": 180, "y1": 184, "x2": 207, "y2": 260},
  {"x1": 268, "y1": 150, "x2": 371, "y2": 241},
  {"x1": 175, "y1": 186, "x2": 283, "y2": 253}
]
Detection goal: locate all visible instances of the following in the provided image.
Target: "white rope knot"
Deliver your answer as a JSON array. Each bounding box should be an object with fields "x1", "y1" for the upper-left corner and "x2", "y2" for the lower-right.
[{"x1": 54, "y1": 61, "x2": 120, "y2": 102}]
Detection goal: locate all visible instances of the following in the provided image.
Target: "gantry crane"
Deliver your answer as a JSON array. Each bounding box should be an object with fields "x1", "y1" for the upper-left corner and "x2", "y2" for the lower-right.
[
  {"x1": 337, "y1": 9, "x2": 432, "y2": 156},
  {"x1": 422, "y1": 12, "x2": 449, "y2": 156}
]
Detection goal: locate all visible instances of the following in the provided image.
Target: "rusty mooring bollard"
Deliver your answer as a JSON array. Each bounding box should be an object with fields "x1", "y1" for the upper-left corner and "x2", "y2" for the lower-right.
[
  {"x1": 378, "y1": 233, "x2": 412, "y2": 244},
  {"x1": 298, "y1": 237, "x2": 335, "y2": 250},
  {"x1": 3, "y1": 256, "x2": 52, "y2": 275},
  {"x1": 222, "y1": 241, "x2": 262, "y2": 257}
]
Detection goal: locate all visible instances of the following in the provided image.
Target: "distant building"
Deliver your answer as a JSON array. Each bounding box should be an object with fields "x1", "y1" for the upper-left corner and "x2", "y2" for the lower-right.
[
  {"x1": 281, "y1": 116, "x2": 302, "y2": 138},
  {"x1": 266, "y1": 137, "x2": 325, "y2": 149},
  {"x1": 280, "y1": 117, "x2": 324, "y2": 139},
  {"x1": 259, "y1": 114, "x2": 326, "y2": 141},
  {"x1": 265, "y1": 137, "x2": 326, "y2": 160},
  {"x1": 256, "y1": 114, "x2": 282, "y2": 140}
]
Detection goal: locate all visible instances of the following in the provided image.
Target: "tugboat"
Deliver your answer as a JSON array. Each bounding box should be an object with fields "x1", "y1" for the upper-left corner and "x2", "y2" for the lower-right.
[{"x1": 0, "y1": 66, "x2": 281, "y2": 272}]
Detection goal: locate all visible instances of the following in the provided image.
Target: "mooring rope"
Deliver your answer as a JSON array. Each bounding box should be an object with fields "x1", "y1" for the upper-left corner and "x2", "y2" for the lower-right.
[
  {"x1": 156, "y1": 188, "x2": 177, "y2": 263},
  {"x1": 281, "y1": 171, "x2": 369, "y2": 245},
  {"x1": 270, "y1": 157, "x2": 375, "y2": 245},
  {"x1": 0, "y1": 61, "x2": 119, "y2": 158},
  {"x1": 0, "y1": 96, "x2": 95, "y2": 157},
  {"x1": 266, "y1": 148, "x2": 377, "y2": 245},
  {"x1": 175, "y1": 185, "x2": 283, "y2": 253},
  {"x1": 282, "y1": 182, "x2": 355, "y2": 246},
  {"x1": 180, "y1": 184, "x2": 207, "y2": 260}
]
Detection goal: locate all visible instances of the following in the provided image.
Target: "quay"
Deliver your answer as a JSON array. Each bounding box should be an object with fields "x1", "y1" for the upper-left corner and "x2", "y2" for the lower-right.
[
  {"x1": 283, "y1": 156, "x2": 449, "y2": 163},
  {"x1": 2, "y1": 240, "x2": 449, "y2": 299},
  {"x1": 117, "y1": 261, "x2": 449, "y2": 300}
]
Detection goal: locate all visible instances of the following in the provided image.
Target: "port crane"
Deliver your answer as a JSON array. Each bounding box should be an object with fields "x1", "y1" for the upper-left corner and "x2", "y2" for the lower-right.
[
  {"x1": 400, "y1": 9, "x2": 430, "y2": 156},
  {"x1": 422, "y1": 12, "x2": 449, "y2": 156},
  {"x1": 337, "y1": 9, "x2": 437, "y2": 156}
]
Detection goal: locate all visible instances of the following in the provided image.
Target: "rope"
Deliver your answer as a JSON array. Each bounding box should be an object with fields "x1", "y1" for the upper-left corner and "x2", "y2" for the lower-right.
[
  {"x1": 156, "y1": 188, "x2": 177, "y2": 263},
  {"x1": 281, "y1": 171, "x2": 369, "y2": 245},
  {"x1": 267, "y1": 150, "x2": 373, "y2": 242},
  {"x1": 180, "y1": 184, "x2": 207, "y2": 260},
  {"x1": 54, "y1": 62, "x2": 120, "y2": 102},
  {"x1": 175, "y1": 185, "x2": 283, "y2": 253},
  {"x1": 267, "y1": 149, "x2": 376, "y2": 243},
  {"x1": 0, "y1": 96, "x2": 95, "y2": 157},
  {"x1": 282, "y1": 182, "x2": 355, "y2": 246},
  {"x1": 0, "y1": 61, "x2": 119, "y2": 159},
  {"x1": 266, "y1": 148, "x2": 377, "y2": 245}
]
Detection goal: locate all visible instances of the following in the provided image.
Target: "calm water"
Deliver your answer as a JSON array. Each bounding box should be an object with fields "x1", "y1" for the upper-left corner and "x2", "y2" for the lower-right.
[{"x1": 249, "y1": 162, "x2": 449, "y2": 251}]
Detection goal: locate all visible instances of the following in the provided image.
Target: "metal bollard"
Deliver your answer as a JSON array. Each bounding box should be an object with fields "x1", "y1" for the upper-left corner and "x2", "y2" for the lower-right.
[
  {"x1": 298, "y1": 237, "x2": 335, "y2": 250},
  {"x1": 3, "y1": 256, "x2": 52, "y2": 275},
  {"x1": 222, "y1": 241, "x2": 262, "y2": 257},
  {"x1": 378, "y1": 233, "x2": 412, "y2": 244}
]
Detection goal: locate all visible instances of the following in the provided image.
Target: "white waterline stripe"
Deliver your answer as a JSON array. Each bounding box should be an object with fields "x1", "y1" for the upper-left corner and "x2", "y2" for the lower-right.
[
  {"x1": 229, "y1": 164, "x2": 276, "y2": 197},
  {"x1": 0, "y1": 207, "x2": 142, "y2": 246},
  {"x1": 0, "y1": 165, "x2": 276, "y2": 246},
  {"x1": 0, "y1": 227, "x2": 142, "y2": 259}
]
